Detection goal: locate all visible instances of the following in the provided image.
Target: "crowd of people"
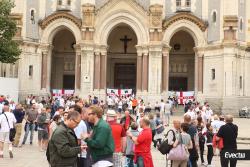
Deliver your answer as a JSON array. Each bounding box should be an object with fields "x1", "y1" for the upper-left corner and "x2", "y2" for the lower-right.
[{"x1": 0, "y1": 94, "x2": 239, "y2": 167}]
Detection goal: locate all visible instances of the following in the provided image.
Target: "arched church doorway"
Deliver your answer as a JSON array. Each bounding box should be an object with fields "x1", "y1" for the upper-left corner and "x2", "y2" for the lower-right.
[
  {"x1": 169, "y1": 30, "x2": 195, "y2": 91},
  {"x1": 106, "y1": 24, "x2": 138, "y2": 90},
  {"x1": 51, "y1": 28, "x2": 76, "y2": 90}
]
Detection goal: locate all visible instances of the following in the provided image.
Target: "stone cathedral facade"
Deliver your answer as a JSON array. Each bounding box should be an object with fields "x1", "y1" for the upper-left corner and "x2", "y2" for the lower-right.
[{"x1": 2, "y1": 0, "x2": 250, "y2": 114}]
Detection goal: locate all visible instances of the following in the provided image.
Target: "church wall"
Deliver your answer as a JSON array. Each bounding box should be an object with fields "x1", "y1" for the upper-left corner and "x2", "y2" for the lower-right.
[
  {"x1": 26, "y1": 0, "x2": 40, "y2": 40},
  {"x1": 203, "y1": 50, "x2": 224, "y2": 97},
  {"x1": 207, "y1": 0, "x2": 221, "y2": 42},
  {"x1": 238, "y1": 0, "x2": 246, "y2": 41},
  {"x1": 164, "y1": 0, "x2": 202, "y2": 19},
  {"x1": 71, "y1": 0, "x2": 82, "y2": 18},
  {"x1": 18, "y1": 47, "x2": 42, "y2": 98}
]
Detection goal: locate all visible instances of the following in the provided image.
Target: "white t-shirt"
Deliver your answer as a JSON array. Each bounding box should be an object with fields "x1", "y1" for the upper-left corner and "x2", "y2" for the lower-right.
[
  {"x1": 0, "y1": 112, "x2": 17, "y2": 132},
  {"x1": 59, "y1": 98, "x2": 65, "y2": 107},
  {"x1": 160, "y1": 102, "x2": 165, "y2": 112},
  {"x1": 211, "y1": 120, "x2": 225, "y2": 133},
  {"x1": 118, "y1": 101, "x2": 122, "y2": 109},
  {"x1": 205, "y1": 109, "x2": 213, "y2": 120},
  {"x1": 184, "y1": 110, "x2": 196, "y2": 120},
  {"x1": 164, "y1": 103, "x2": 171, "y2": 113},
  {"x1": 107, "y1": 98, "x2": 113, "y2": 106},
  {"x1": 74, "y1": 120, "x2": 87, "y2": 158}
]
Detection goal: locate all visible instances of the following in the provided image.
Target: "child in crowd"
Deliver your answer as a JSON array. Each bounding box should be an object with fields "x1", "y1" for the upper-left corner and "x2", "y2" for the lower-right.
[{"x1": 124, "y1": 122, "x2": 139, "y2": 167}]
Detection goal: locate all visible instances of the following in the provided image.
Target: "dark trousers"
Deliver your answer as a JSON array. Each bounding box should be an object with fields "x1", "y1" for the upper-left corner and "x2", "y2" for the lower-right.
[
  {"x1": 207, "y1": 145, "x2": 213, "y2": 165},
  {"x1": 152, "y1": 130, "x2": 156, "y2": 142},
  {"x1": 132, "y1": 106, "x2": 136, "y2": 115},
  {"x1": 199, "y1": 141, "x2": 205, "y2": 163},
  {"x1": 220, "y1": 157, "x2": 237, "y2": 167},
  {"x1": 189, "y1": 160, "x2": 198, "y2": 167}
]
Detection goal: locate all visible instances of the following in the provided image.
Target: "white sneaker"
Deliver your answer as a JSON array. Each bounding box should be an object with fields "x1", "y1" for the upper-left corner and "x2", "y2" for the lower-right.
[
  {"x1": 207, "y1": 164, "x2": 213, "y2": 167},
  {"x1": 201, "y1": 162, "x2": 207, "y2": 166}
]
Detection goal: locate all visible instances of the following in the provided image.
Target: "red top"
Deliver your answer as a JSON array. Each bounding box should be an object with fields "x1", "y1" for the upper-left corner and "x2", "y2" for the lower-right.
[
  {"x1": 134, "y1": 127, "x2": 154, "y2": 167},
  {"x1": 125, "y1": 116, "x2": 130, "y2": 131},
  {"x1": 109, "y1": 122, "x2": 126, "y2": 152}
]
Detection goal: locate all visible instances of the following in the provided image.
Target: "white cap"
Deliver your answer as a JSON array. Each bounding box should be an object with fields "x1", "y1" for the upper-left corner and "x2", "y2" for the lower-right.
[{"x1": 107, "y1": 109, "x2": 117, "y2": 117}]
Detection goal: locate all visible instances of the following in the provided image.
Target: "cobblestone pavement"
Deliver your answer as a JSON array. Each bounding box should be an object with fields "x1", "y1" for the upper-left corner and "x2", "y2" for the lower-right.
[{"x1": 0, "y1": 115, "x2": 250, "y2": 167}]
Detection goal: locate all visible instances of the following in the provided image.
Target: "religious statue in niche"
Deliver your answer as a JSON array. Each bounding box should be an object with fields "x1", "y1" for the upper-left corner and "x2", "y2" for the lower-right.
[{"x1": 120, "y1": 35, "x2": 132, "y2": 54}]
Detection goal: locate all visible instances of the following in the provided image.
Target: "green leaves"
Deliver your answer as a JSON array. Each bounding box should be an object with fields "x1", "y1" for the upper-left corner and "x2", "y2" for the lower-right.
[{"x1": 0, "y1": 0, "x2": 21, "y2": 63}]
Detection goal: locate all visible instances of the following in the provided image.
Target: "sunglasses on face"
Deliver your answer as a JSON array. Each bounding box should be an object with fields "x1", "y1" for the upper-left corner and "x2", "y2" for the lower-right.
[{"x1": 72, "y1": 119, "x2": 81, "y2": 124}]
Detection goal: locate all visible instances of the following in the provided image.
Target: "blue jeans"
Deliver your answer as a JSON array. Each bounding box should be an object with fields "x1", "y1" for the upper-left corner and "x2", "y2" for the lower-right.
[
  {"x1": 125, "y1": 156, "x2": 135, "y2": 167},
  {"x1": 22, "y1": 123, "x2": 35, "y2": 144}
]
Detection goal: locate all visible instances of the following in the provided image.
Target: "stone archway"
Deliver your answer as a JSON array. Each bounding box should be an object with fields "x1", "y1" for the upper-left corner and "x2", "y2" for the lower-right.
[
  {"x1": 93, "y1": 9, "x2": 149, "y2": 94},
  {"x1": 39, "y1": 13, "x2": 82, "y2": 92},
  {"x1": 162, "y1": 14, "x2": 207, "y2": 95}
]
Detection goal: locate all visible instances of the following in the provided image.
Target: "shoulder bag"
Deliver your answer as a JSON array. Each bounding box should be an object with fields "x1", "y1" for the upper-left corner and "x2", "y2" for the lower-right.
[{"x1": 3, "y1": 113, "x2": 16, "y2": 142}]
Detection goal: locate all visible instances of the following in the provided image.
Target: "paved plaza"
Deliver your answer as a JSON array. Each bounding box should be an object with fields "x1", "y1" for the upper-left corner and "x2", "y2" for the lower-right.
[{"x1": 0, "y1": 115, "x2": 250, "y2": 167}]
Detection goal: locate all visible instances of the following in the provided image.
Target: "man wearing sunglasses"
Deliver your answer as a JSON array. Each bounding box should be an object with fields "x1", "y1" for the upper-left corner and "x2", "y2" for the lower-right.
[
  {"x1": 82, "y1": 106, "x2": 114, "y2": 167},
  {"x1": 47, "y1": 110, "x2": 86, "y2": 167}
]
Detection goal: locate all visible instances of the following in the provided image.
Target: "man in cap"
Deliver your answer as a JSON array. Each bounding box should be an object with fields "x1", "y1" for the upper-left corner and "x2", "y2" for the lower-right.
[{"x1": 106, "y1": 109, "x2": 126, "y2": 167}]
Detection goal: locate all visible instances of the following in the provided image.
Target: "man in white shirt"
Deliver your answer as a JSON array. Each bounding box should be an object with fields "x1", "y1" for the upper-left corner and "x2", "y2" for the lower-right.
[
  {"x1": 74, "y1": 110, "x2": 88, "y2": 166},
  {"x1": 160, "y1": 99, "x2": 165, "y2": 119},
  {"x1": 164, "y1": 101, "x2": 172, "y2": 126},
  {"x1": 0, "y1": 104, "x2": 17, "y2": 158},
  {"x1": 205, "y1": 105, "x2": 213, "y2": 123},
  {"x1": 184, "y1": 106, "x2": 197, "y2": 121}
]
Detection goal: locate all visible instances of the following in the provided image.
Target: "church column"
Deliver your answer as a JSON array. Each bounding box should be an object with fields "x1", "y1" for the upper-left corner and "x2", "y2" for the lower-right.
[
  {"x1": 100, "y1": 52, "x2": 107, "y2": 89},
  {"x1": 136, "y1": 50, "x2": 143, "y2": 91},
  {"x1": 75, "y1": 48, "x2": 81, "y2": 90},
  {"x1": 41, "y1": 51, "x2": 48, "y2": 89},
  {"x1": 142, "y1": 53, "x2": 149, "y2": 91},
  {"x1": 94, "y1": 52, "x2": 101, "y2": 90},
  {"x1": 162, "y1": 46, "x2": 171, "y2": 92},
  {"x1": 198, "y1": 55, "x2": 204, "y2": 92}
]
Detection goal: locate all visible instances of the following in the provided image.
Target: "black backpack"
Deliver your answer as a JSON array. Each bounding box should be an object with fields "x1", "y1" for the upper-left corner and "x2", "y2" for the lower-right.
[{"x1": 158, "y1": 129, "x2": 176, "y2": 155}]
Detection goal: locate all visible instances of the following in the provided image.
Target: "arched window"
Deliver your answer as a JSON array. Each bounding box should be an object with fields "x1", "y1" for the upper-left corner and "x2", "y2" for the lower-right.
[
  {"x1": 176, "y1": 0, "x2": 181, "y2": 7},
  {"x1": 58, "y1": 0, "x2": 62, "y2": 5},
  {"x1": 240, "y1": 18, "x2": 243, "y2": 31},
  {"x1": 186, "y1": 0, "x2": 191, "y2": 7},
  {"x1": 30, "y1": 9, "x2": 35, "y2": 24},
  {"x1": 67, "y1": 0, "x2": 71, "y2": 5},
  {"x1": 212, "y1": 11, "x2": 216, "y2": 23}
]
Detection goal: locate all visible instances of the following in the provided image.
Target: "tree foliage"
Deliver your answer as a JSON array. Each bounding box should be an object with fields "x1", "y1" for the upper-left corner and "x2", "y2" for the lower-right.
[{"x1": 0, "y1": 0, "x2": 21, "y2": 63}]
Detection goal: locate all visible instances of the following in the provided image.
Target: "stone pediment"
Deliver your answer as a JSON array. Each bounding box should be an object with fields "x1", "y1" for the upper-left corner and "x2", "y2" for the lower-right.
[
  {"x1": 39, "y1": 11, "x2": 82, "y2": 30},
  {"x1": 163, "y1": 12, "x2": 208, "y2": 32},
  {"x1": 96, "y1": 0, "x2": 149, "y2": 15}
]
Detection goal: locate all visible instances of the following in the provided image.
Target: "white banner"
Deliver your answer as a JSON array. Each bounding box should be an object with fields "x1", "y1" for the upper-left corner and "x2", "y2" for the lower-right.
[
  {"x1": 107, "y1": 89, "x2": 132, "y2": 97},
  {"x1": 52, "y1": 89, "x2": 74, "y2": 98},
  {"x1": 169, "y1": 91, "x2": 195, "y2": 105}
]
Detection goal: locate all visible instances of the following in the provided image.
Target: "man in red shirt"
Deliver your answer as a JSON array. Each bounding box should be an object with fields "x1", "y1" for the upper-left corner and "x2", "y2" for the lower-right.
[
  {"x1": 127, "y1": 117, "x2": 154, "y2": 167},
  {"x1": 106, "y1": 109, "x2": 126, "y2": 167},
  {"x1": 120, "y1": 109, "x2": 135, "y2": 131}
]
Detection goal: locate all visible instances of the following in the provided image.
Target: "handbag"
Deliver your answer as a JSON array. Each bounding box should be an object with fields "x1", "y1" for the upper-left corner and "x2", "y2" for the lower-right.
[
  {"x1": 167, "y1": 134, "x2": 189, "y2": 161},
  {"x1": 158, "y1": 130, "x2": 176, "y2": 155},
  {"x1": 3, "y1": 113, "x2": 16, "y2": 142}
]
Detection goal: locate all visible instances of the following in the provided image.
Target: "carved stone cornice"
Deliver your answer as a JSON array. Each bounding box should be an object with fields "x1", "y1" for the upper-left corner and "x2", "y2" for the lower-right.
[
  {"x1": 38, "y1": 11, "x2": 82, "y2": 29},
  {"x1": 82, "y1": 3, "x2": 95, "y2": 28},
  {"x1": 149, "y1": 4, "x2": 163, "y2": 28},
  {"x1": 223, "y1": 15, "x2": 238, "y2": 29},
  {"x1": 162, "y1": 12, "x2": 208, "y2": 32},
  {"x1": 96, "y1": 0, "x2": 148, "y2": 16}
]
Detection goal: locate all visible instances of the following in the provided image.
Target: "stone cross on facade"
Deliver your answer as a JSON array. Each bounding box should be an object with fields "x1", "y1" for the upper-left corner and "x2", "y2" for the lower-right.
[{"x1": 120, "y1": 35, "x2": 132, "y2": 54}]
